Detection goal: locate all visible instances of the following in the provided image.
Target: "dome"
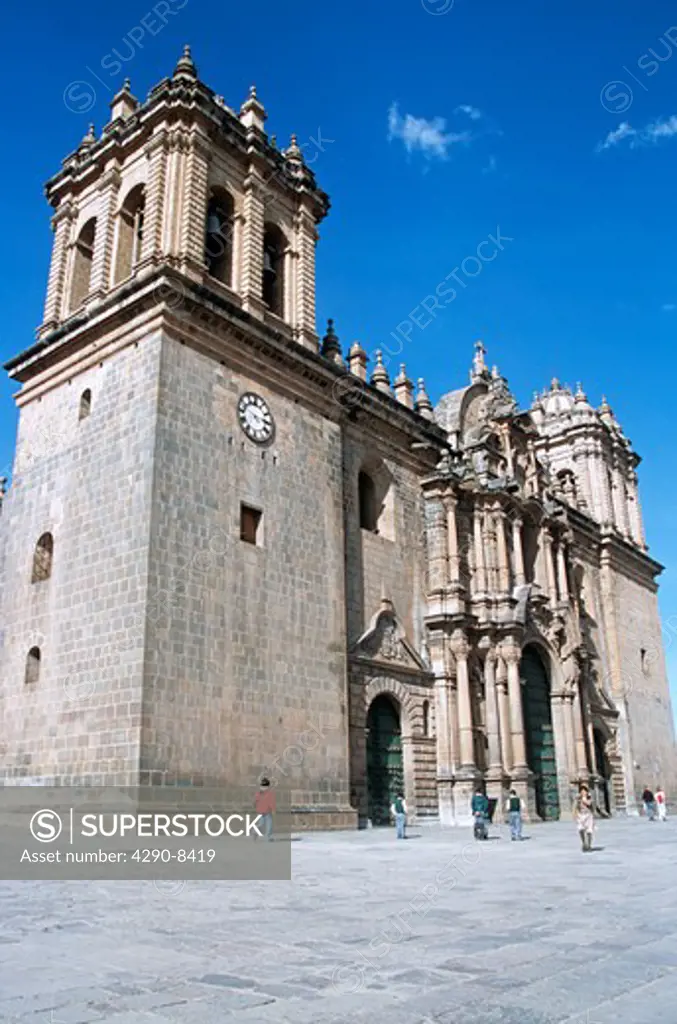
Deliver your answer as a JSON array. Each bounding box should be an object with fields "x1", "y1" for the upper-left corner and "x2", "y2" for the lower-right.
[{"x1": 541, "y1": 378, "x2": 575, "y2": 418}]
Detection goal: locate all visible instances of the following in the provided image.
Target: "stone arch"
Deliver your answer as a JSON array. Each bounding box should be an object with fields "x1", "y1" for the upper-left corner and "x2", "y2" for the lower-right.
[{"x1": 364, "y1": 677, "x2": 415, "y2": 735}]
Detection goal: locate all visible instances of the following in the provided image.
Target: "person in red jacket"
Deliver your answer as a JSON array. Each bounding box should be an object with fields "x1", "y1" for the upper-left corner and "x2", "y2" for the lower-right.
[{"x1": 255, "y1": 778, "x2": 276, "y2": 840}]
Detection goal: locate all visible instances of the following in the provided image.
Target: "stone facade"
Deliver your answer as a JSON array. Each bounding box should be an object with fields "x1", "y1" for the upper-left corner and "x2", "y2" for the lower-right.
[{"x1": 0, "y1": 49, "x2": 674, "y2": 827}]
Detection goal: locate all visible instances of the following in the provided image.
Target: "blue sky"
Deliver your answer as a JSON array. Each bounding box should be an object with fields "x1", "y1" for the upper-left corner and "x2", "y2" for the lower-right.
[{"x1": 1, "y1": 0, "x2": 676, "y2": 709}]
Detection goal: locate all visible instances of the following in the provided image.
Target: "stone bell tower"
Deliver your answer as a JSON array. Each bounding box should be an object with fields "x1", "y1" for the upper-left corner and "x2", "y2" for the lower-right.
[
  {"x1": 38, "y1": 46, "x2": 327, "y2": 350},
  {"x1": 1, "y1": 48, "x2": 355, "y2": 828}
]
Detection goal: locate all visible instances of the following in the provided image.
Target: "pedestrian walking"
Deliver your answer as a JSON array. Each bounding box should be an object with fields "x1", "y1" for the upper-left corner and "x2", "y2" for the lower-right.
[
  {"x1": 255, "y1": 777, "x2": 276, "y2": 840},
  {"x1": 471, "y1": 789, "x2": 489, "y2": 840},
  {"x1": 391, "y1": 793, "x2": 407, "y2": 839},
  {"x1": 642, "y1": 787, "x2": 656, "y2": 821},
  {"x1": 505, "y1": 788, "x2": 525, "y2": 841},
  {"x1": 656, "y1": 787, "x2": 667, "y2": 821},
  {"x1": 574, "y1": 783, "x2": 594, "y2": 852}
]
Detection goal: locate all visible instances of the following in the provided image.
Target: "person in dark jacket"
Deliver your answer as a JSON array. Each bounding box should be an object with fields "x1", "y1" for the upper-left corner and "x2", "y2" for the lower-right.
[
  {"x1": 642, "y1": 788, "x2": 656, "y2": 821},
  {"x1": 471, "y1": 790, "x2": 489, "y2": 839}
]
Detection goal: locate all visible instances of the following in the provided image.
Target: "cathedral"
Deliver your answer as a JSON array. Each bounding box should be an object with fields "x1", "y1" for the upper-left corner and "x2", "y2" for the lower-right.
[{"x1": 0, "y1": 48, "x2": 674, "y2": 827}]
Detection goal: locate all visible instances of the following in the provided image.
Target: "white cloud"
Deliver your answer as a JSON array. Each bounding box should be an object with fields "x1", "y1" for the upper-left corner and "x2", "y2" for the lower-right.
[
  {"x1": 482, "y1": 155, "x2": 497, "y2": 174},
  {"x1": 596, "y1": 115, "x2": 677, "y2": 152},
  {"x1": 662, "y1": 303, "x2": 676, "y2": 312},
  {"x1": 455, "y1": 104, "x2": 482, "y2": 121},
  {"x1": 387, "y1": 103, "x2": 470, "y2": 160}
]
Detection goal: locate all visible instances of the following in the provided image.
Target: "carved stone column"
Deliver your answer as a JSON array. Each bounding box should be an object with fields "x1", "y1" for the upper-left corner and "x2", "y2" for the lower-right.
[
  {"x1": 473, "y1": 504, "x2": 487, "y2": 595},
  {"x1": 556, "y1": 542, "x2": 569, "y2": 604},
  {"x1": 496, "y1": 655, "x2": 512, "y2": 771},
  {"x1": 179, "y1": 127, "x2": 211, "y2": 277},
  {"x1": 572, "y1": 681, "x2": 590, "y2": 779},
  {"x1": 240, "y1": 166, "x2": 266, "y2": 318},
  {"x1": 502, "y1": 639, "x2": 528, "y2": 771},
  {"x1": 542, "y1": 528, "x2": 558, "y2": 606},
  {"x1": 294, "y1": 202, "x2": 319, "y2": 350},
  {"x1": 41, "y1": 201, "x2": 77, "y2": 335},
  {"x1": 495, "y1": 508, "x2": 511, "y2": 594},
  {"x1": 426, "y1": 498, "x2": 448, "y2": 594},
  {"x1": 142, "y1": 128, "x2": 169, "y2": 262},
  {"x1": 627, "y1": 472, "x2": 647, "y2": 549},
  {"x1": 445, "y1": 493, "x2": 460, "y2": 588},
  {"x1": 90, "y1": 165, "x2": 121, "y2": 298},
  {"x1": 452, "y1": 632, "x2": 475, "y2": 770},
  {"x1": 429, "y1": 633, "x2": 454, "y2": 825},
  {"x1": 550, "y1": 689, "x2": 575, "y2": 819},
  {"x1": 512, "y1": 517, "x2": 525, "y2": 586},
  {"x1": 484, "y1": 646, "x2": 507, "y2": 817},
  {"x1": 484, "y1": 648, "x2": 502, "y2": 772},
  {"x1": 573, "y1": 441, "x2": 594, "y2": 514}
]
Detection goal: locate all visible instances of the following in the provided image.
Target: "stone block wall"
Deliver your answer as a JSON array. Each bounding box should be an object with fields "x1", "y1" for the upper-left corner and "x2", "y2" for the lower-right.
[
  {"x1": 141, "y1": 331, "x2": 354, "y2": 825},
  {"x1": 0, "y1": 337, "x2": 160, "y2": 784},
  {"x1": 610, "y1": 569, "x2": 676, "y2": 799}
]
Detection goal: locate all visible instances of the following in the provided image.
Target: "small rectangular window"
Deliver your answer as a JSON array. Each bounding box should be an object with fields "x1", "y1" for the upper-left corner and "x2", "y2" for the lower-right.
[{"x1": 241, "y1": 505, "x2": 262, "y2": 545}]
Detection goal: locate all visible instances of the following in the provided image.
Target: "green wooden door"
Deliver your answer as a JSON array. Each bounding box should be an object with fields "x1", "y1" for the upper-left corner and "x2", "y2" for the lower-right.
[
  {"x1": 366, "y1": 696, "x2": 403, "y2": 825},
  {"x1": 520, "y1": 647, "x2": 560, "y2": 821}
]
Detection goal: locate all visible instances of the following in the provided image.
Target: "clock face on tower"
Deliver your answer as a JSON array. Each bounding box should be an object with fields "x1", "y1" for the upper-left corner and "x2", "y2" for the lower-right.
[{"x1": 237, "y1": 392, "x2": 275, "y2": 445}]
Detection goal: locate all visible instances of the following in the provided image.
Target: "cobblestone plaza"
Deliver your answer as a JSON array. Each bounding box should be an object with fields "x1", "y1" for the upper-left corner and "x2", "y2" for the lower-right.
[{"x1": 1, "y1": 818, "x2": 676, "y2": 1023}]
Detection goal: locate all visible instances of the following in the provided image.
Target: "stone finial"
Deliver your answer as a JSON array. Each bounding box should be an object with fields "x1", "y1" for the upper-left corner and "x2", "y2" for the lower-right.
[
  {"x1": 379, "y1": 582, "x2": 394, "y2": 612},
  {"x1": 173, "y1": 44, "x2": 197, "y2": 81},
  {"x1": 79, "y1": 123, "x2": 96, "y2": 149},
  {"x1": 393, "y1": 364, "x2": 414, "y2": 409},
  {"x1": 321, "y1": 318, "x2": 344, "y2": 366},
  {"x1": 415, "y1": 378, "x2": 434, "y2": 419},
  {"x1": 240, "y1": 83, "x2": 267, "y2": 131},
  {"x1": 371, "y1": 351, "x2": 392, "y2": 394},
  {"x1": 471, "y1": 340, "x2": 489, "y2": 383},
  {"x1": 573, "y1": 382, "x2": 593, "y2": 413},
  {"x1": 348, "y1": 341, "x2": 368, "y2": 381},
  {"x1": 270, "y1": 134, "x2": 277, "y2": 148},
  {"x1": 109, "y1": 78, "x2": 138, "y2": 122},
  {"x1": 284, "y1": 133, "x2": 304, "y2": 163}
]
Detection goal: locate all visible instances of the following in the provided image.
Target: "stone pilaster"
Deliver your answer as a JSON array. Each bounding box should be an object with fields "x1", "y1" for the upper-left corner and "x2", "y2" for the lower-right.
[
  {"x1": 426, "y1": 498, "x2": 448, "y2": 594},
  {"x1": 142, "y1": 129, "x2": 169, "y2": 262},
  {"x1": 502, "y1": 639, "x2": 529, "y2": 802},
  {"x1": 550, "y1": 690, "x2": 575, "y2": 819},
  {"x1": 495, "y1": 508, "x2": 510, "y2": 594},
  {"x1": 542, "y1": 528, "x2": 558, "y2": 606},
  {"x1": 472, "y1": 504, "x2": 487, "y2": 595},
  {"x1": 444, "y1": 494, "x2": 460, "y2": 588},
  {"x1": 294, "y1": 203, "x2": 319, "y2": 350},
  {"x1": 179, "y1": 128, "x2": 211, "y2": 277},
  {"x1": 627, "y1": 471, "x2": 647, "y2": 549},
  {"x1": 512, "y1": 517, "x2": 525, "y2": 586},
  {"x1": 496, "y1": 655, "x2": 513, "y2": 772},
  {"x1": 452, "y1": 631, "x2": 475, "y2": 771},
  {"x1": 240, "y1": 167, "x2": 266, "y2": 318},
  {"x1": 573, "y1": 441, "x2": 594, "y2": 514},
  {"x1": 484, "y1": 647, "x2": 508, "y2": 817},
  {"x1": 556, "y1": 542, "x2": 569, "y2": 604},
  {"x1": 41, "y1": 201, "x2": 77, "y2": 336},
  {"x1": 572, "y1": 681, "x2": 590, "y2": 779},
  {"x1": 89, "y1": 165, "x2": 121, "y2": 298}
]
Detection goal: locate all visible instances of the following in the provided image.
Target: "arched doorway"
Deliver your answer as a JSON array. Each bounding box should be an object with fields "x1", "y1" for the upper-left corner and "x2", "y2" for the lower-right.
[
  {"x1": 520, "y1": 646, "x2": 560, "y2": 820},
  {"x1": 593, "y1": 728, "x2": 611, "y2": 815},
  {"x1": 366, "y1": 695, "x2": 403, "y2": 825}
]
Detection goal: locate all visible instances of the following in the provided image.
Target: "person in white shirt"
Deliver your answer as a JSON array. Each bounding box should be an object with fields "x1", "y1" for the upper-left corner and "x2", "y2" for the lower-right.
[{"x1": 656, "y1": 787, "x2": 668, "y2": 821}]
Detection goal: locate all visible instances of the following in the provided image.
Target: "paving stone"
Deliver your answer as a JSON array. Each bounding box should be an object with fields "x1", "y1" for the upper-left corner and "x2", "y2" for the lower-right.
[{"x1": 1, "y1": 820, "x2": 677, "y2": 1023}]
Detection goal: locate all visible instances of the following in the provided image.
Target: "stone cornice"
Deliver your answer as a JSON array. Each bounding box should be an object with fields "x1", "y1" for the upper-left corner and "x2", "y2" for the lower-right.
[
  {"x1": 5, "y1": 267, "x2": 445, "y2": 466},
  {"x1": 44, "y1": 73, "x2": 329, "y2": 223}
]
